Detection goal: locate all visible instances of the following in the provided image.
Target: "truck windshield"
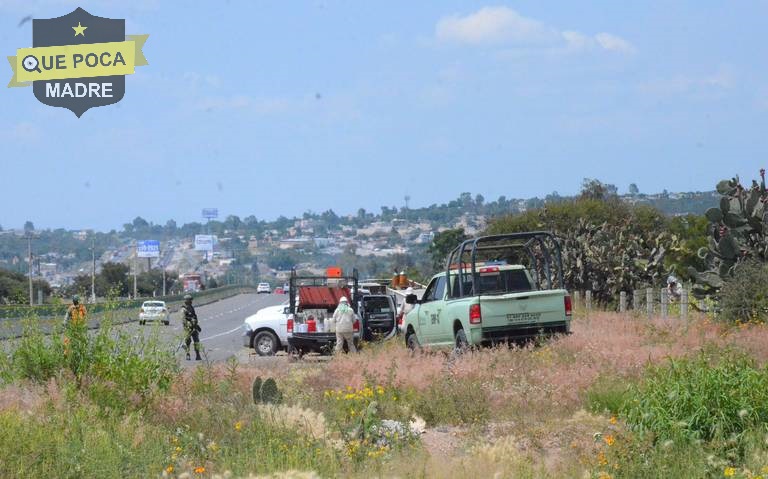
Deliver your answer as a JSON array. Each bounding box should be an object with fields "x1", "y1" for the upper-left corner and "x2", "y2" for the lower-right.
[
  {"x1": 363, "y1": 297, "x2": 391, "y2": 313},
  {"x1": 452, "y1": 270, "x2": 533, "y2": 296}
]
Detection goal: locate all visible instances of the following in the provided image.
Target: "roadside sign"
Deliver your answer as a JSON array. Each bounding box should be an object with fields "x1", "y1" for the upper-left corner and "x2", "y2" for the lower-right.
[
  {"x1": 137, "y1": 240, "x2": 160, "y2": 258},
  {"x1": 194, "y1": 235, "x2": 216, "y2": 252},
  {"x1": 202, "y1": 208, "x2": 218, "y2": 220}
]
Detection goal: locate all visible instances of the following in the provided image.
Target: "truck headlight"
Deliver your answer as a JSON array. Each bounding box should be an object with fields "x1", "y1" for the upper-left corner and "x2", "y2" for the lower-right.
[{"x1": 243, "y1": 323, "x2": 253, "y2": 332}]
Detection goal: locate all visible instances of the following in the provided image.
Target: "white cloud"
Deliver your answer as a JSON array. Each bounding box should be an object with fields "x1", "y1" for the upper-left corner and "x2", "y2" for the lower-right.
[
  {"x1": 595, "y1": 33, "x2": 634, "y2": 53},
  {"x1": 436, "y1": 6, "x2": 556, "y2": 46},
  {"x1": 436, "y1": 6, "x2": 633, "y2": 53}
]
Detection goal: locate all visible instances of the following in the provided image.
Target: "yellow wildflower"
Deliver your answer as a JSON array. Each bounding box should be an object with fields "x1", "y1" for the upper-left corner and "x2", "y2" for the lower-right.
[
  {"x1": 165, "y1": 465, "x2": 174, "y2": 473},
  {"x1": 724, "y1": 467, "x2": 736, "y2": 477},
  {"x1": 609, "y1": 416, "x2": 617, "y2": 425},
  {"x1": 175, "y1": 446, "x2": 182, "y2": 453},
  {"x1": 194, "y1": 466, "x2": 206, "y2": 474},
  {"x1": 604, "y1": 435, "x2": 615, "y2": 446},
  {"x1": 377, "y1": 386, "x2": 385, "y2": 395},
  {"x1": 234, "y1": 421, "x2": 243, "y2": 431}
]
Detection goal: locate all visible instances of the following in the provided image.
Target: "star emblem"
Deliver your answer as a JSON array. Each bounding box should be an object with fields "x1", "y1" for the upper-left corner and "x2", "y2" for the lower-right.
[{"x1": 73, "y1": 22, "x2": 87, "y2": 36}]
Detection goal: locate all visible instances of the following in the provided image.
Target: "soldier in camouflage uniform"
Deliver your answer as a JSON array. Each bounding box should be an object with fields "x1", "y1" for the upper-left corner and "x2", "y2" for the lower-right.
[{"x1": 181, "y1": 294, "x2": 202, "y2": 360}]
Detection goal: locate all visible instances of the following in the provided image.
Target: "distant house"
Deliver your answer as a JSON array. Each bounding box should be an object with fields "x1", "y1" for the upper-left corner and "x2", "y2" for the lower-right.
[
  {"x1": 278, "y1": 237, "x2": 313, "y2": 250},
  {"x1": 416, "y1": 232, "x2": 435, "y2": 244},
  {"x1": 313, "y1": 237, "x2": 334, "y2": 248}
]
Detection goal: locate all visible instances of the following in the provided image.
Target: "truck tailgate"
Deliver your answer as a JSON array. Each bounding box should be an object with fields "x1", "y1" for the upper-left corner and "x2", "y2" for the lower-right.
[{"x1": 480, "y1": 289, "x2": 567, "y2": 328}]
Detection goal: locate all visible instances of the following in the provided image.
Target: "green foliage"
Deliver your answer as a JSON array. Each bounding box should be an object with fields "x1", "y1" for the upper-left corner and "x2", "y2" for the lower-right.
[
  {"x1": 622, "y1": 351, "x2": 768, "y2": 456},
  {"x1": 3, "y1": 310, "x2": 178, "y2": 412},
  {"x1": 252, "y1": 376, "x2": 283, "y2": 404},
  {"x1": 585, "y1": 375, "x2": 633, "y2": 415},
  {"x1": 322, "y1": 384, "x2": 415, "y2": 463},
  {"x1": 411, "y1": 376, "x2": 489, "y2": 426},
  {"x1": 252, "y1": 376, "x2": 262, "y2": 404},
  {"x1": 487, "y1": 198, "x2": 673, "y2": 304},
  {"x1": 597, "y1": 432, "x2": 712, "y2": 479},
  {"x1": 719, "y1": 260, "x2": 768, "y2": 323},
  {"x1": 690, "y1": 171, "x2": 768, "y2": 298},
  {"x1": 0, "y1": 267, "x2": 51, "y2": 304},
  {"x1": 427, "y1": 228, "x2": 469, "y2": 272}
]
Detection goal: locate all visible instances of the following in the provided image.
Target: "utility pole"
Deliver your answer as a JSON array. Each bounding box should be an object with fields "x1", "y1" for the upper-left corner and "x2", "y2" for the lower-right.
[
  {"x1": 133, "y1": 241, "x2": 138, "y2": 299},
  {"x1": 25, "y1": 232, "x2": 33, "y2": 306},
  {"x1": 90, "y1": 236, "x2": 96, "y2": 303}
]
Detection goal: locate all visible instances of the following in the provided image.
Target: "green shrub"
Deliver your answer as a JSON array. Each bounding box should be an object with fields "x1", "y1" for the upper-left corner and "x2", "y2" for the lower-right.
[
  {"x1": 2, "y1": 313, "x2": 177, "y2": 412},
  {"x1": 411, "y1": 376, "x2": 489, "y2": 426},
  {"x1": 622, "y1": 350, "x2": 768, "y2": 455},
  {"x1": 586, "y1": 375, "x2": 633, "y2": 415},
  {"x1": 720, "y1": 260, "x2": 768, "y2": 323}
]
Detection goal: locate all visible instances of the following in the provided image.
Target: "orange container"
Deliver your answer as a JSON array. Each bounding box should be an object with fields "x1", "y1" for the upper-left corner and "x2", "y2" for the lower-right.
[
  {"x1": 398, "y1": 272, "x2": 407, "y2": 288},
  {"x1": 326, "y1": 266, "x2": 342, "y2": 278},
  {"x1": 307, "y1": 317, "x2": 317, "y2": 333}
]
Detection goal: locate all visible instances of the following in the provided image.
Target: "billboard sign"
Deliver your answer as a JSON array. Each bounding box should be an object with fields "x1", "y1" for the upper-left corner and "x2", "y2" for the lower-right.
[
  {"x1": 202, "y1": 208, "x2": 218, "y2": 219},
  {"x1": 194, "y1": 235, "x2": 215, "y2": 252},
  {"x1": 137, "y1": 240, "x2": 160, "y2": 258}
]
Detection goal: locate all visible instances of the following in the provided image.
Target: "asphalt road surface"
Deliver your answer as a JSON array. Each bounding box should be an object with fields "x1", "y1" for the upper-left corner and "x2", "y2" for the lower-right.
[{"x1": 120, "y1": 293, "x2": 286, "y2": 364}]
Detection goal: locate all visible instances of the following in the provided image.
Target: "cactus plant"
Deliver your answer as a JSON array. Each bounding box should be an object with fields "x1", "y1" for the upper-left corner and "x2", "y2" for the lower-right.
[
  {"x1": 252, "y1": 376, "x2": 262, "y2": 404},
  {"x1": 260, "y1": 377, "x2": 282, "y2": 404},
  {"x1": 252, "y1": 376, "x2": 282, "y2": 404},
  {"x1": 690, "y1": 170, "x2": 768, "y2": 297}
]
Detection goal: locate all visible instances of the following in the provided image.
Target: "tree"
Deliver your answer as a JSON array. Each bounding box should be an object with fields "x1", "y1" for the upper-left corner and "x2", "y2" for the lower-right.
[
  {"x1": 224, "y1": 215, "x2": 242, "y2": 231},
  {"x1": 99, "y1": 262, "x2": 130, "y2": 296},
  {"x1": 475, "y1": 194, "x2": 485, "y2": 207},
  {"x1": 23, "y1": 221, "x2": 34, "y2": 233},
  {"x1": 132, "y1": 217, "x2": 149, "y2": 229},
  {"x1": 629, "y1": 183, "x2": 640, "y2": 195},
  {"x1": 164, "y1": 219, "x2": 177, "y2": 234},
  {"x1": 428, "y1": 228, "x2": 469, "y2": 272}
]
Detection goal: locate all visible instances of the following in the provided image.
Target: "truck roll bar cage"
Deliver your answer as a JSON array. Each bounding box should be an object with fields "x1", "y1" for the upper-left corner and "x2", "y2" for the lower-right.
[{"x1": 445, "y1": 231, "x2": 564, "y2": 299}]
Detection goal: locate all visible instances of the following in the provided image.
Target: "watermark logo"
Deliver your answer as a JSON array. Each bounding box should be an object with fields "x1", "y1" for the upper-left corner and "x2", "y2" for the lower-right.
[{"x1": 7, "y1": 7, "x2": 149, "y2": 117}]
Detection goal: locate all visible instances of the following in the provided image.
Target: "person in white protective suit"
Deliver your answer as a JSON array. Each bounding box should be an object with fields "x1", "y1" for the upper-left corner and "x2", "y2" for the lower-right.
[{"x1": 333, "y1": 296, "x2": 357, "y2": 354}]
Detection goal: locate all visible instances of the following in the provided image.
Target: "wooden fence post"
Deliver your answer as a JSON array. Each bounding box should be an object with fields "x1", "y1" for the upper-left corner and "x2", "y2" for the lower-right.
[
  {"x1": 585, "y1": 290, "x2": 592, "y2": 314},
  {"x1": 619, "y1": 291, "x2": 627, "y2": 313},
  {"x1": 660, "y1": 288, "x2": 668, "y2": 319},
  {"x1": 574, "y1": 291, "x2": 580, "y2": 308},
  {"x1": 646, "y1": 287, "x2": 653, "y2": 319},
  {"x1": 680, "y1": 288, "x2": 689, "y2": 321},
  {"x1": 633, "y1": 289, "x2": 641, "y2": 311}
]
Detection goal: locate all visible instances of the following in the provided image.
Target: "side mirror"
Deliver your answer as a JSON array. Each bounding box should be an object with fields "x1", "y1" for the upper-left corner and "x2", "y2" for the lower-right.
[{"x1": 405, "y1": 294, "x2": 418, "y2": 305}]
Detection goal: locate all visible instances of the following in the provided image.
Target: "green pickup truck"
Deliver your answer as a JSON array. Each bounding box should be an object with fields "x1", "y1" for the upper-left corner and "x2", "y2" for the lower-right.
[{"x1": 403, "y1": 232, "x2": 572, "y2": 350}]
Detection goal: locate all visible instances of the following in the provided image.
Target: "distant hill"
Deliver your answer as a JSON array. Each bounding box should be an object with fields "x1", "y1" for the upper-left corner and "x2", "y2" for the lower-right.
[{"x1": 621, "y1": 191, "x2": 719, "y2": 216}]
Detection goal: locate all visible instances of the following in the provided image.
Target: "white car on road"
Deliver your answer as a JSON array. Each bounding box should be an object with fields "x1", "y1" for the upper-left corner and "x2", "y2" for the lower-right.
[
  {"x1": 257, "y1": 282, "x2": 272, "y2": 294},
  {"x1": 139, "y1": 300, "x2": 170, "y2": 325},
  {"x1": 243, "y1": 303, "x2": 289, "y2": 355}
]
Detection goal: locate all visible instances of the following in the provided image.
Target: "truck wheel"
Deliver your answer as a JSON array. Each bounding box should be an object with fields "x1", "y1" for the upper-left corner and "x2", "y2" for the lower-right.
[
  {"x1": 254, "y1": 331, "x2": 278, "y2": 356},
  {"x1": 162, "y1": 320, "x2": 170, "y2": 326},
  {"x1": 139, "y1": 320, "x2": 145, "y2": 325},
  {"x1": 406, "y1": 332, "x2": 420, "y2": 352},
  {"x1": 455, "y1": 329, "x2": 470, "y2": 352}
]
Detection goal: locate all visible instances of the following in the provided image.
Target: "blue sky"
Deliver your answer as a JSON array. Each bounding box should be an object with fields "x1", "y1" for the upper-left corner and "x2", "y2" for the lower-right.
[{"x1": 1, "y1": 1, "x2": 767, "y2": 231}]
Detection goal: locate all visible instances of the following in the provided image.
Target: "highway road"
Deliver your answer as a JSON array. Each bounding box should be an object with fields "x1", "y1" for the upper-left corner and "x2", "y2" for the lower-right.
[{"x1": 121, "y1": 293, "x2": 286, "y2": 364}]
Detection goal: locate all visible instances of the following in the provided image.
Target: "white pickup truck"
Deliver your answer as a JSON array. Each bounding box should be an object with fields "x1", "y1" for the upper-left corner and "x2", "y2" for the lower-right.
[{"x1": 242, "y1": 302, "x2": 290, "y2": 356}]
